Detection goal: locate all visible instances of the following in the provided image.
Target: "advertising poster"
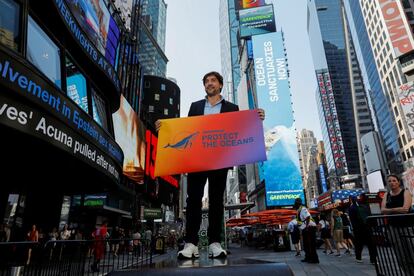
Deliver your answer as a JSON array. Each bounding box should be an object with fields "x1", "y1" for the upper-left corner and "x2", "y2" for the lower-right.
[
  {"x1": 66, "y1": 0, "x2": 120, "y2": 65},
  {"x1": 112, "y1": 96, "x2": 146, "y2": 183},
  {"x1": 67, "y1": 74, "x2": 88, "y2": 113},
  {"x1": 397, "y1": 82, "x2": 414, "y2": 140},
  {"x1": 239, "y1": 5, "x2": 276, "y2": 38},
  {"x1": 154, "y1": 110, "x2": 266, "y2": 177},
  {"x1": 235, "y1": 0, "x2": 266, "y2": 10},
  {"x1": 252, "y1": 32, "x2": 305, "y2": 206}
]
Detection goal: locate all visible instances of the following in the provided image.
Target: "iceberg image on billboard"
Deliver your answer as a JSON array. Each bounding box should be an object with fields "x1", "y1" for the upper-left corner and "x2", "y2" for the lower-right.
[{"x1": 262, "y1": 125, "x2": 304, "y2": 206}]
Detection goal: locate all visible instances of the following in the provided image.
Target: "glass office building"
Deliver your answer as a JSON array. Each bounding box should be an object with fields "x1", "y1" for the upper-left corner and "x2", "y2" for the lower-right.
[
  {"x1": 308, "y1": 0, "x2": 374, "y2": 178},
  {"x1": 139, "y1": 0, "x2": 168, "y2": 77},
  {"x1": 346, "y1": 0, "x2": 402, "y2": 172}
]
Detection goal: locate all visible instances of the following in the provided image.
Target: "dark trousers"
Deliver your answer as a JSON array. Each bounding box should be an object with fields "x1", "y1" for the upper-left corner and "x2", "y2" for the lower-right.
[
  {"x1": 354, "y1": 226, "x2": 376, "y2": 262},
  {"x1": 302, "y1": 226, "x2": 319, "y2": 263},
  {"x1": 185, "y1": 168, "x2": 228, "y2": 245}
]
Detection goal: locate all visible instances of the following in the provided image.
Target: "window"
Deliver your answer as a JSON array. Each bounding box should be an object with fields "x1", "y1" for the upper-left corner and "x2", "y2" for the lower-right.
[
  {"x1": 161, "y1": 83, "x2": 166, "y2": 91},
  {"x1": 27, "y1": 16, "x2": 61, "y2": 88},
  {"x1": 169, "y1": 98, "x2": 173, "y2": 105},
  {"x1": 149, "y1": 105, "x2": 154, "y2": 112},
  {"x1": 154, "y1": 94, "x2": 160, "y2": 101},
  {"x1": 66, "y1": 56, "x2": 88, "y2": 112},
  {"x1": 164, "y1": 108, "x2": 168, "y2": 115},
  {"x1": 0, "y1": 0, "x2": 20, "y2": 51},
  {"x1": 92, "y1": 88, "x2": 108, "y2": 131}
]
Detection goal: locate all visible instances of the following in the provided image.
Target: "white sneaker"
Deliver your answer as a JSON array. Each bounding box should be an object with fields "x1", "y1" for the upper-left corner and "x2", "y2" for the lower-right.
[
  {"x1": 177, "y1": 243, "x2": 199, "y2": 259},
  {"x1": 208, "y1": 242, "x2": 227, "y2": 258}
]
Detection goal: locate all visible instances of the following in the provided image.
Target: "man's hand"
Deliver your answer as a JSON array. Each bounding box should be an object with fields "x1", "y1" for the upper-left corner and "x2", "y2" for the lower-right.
[
  {"x1": 155, "y1": 120, "x2": 162, "y2": 132},
  {"x1": 257, "y1": 108, "x2": 265, "y2": 120}
]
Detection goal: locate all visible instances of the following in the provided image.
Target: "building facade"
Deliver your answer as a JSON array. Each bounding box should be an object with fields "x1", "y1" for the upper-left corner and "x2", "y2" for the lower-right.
[
  {"x1": 307, "y1": 0, "x2": 375, "y2": 187},
  {"x1": 138, "y1": 0, "x2": 168, "y2": 77},
  {"x1": 0, "y1": 0, "x2": 140, "y2": 236},
  {"x1": 345, "y1": 0, "x2": 402, "y2": 173},
  {"x1": 358, "y1": 0, "x2": 414, "y2": 171}
]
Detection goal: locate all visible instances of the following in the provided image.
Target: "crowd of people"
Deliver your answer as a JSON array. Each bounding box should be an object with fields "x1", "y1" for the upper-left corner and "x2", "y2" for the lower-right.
[{"x1": 287, "y1": 174, "x2": 413, "y2": 271}]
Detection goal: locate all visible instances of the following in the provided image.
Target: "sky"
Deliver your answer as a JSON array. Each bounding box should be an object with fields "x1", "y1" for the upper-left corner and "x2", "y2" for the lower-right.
[{"x1": 164, "y1": 0, "x2": 322, "y2": 141}]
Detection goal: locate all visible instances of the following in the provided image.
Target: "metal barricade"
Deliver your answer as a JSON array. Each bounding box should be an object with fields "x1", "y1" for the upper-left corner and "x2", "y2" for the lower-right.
[
  {"x1": 0, "y1": 238, "x2": 153, "y2": 275},
  {"x1": 367, "y1": 213, "x2": 414, "y2": 276}
]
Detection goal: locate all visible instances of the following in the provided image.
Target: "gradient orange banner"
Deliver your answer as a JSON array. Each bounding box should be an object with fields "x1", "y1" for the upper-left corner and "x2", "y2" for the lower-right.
[{"x1": 154, "y1": 110, "x2": 266, "y2": 176}]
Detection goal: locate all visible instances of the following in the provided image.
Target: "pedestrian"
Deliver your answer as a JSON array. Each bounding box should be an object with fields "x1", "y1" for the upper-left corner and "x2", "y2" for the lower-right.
[
  {"x1": 239, "y1": 228, "x2": 246, "y2": 248},
  {"x1": 110, "y1": 226, "x2": 121, "y2": 256},
  {"x1": 60, "y1": 224, "x2": 71, "y2": 241},
  {"x1": 294, "y1": 198, "x2": 319, "y2": 263},
  {"x1": 132, "y1": 229, "x2": 141, "y2": 257},
  {"x1": 340, "y1": 211, "x2": 354, "y2": 252},
  {"x1": 318, "y1": 214, "x2": 334, "y2": 255},
  {"x1": 26, "y1": 224, "x2": 39, "y2": 265},
  {"x1": 381, "y1": 174, "x2": 413, "y2": 274},
  {"x1": 287, "y1": 215, "x2": 301, "y2": 256},
  {"x1": 91, "y1": 221, "x2": 108, "y2": 273},
  {"x1": 348, "y1": 195, "x2": 376, "y2": 264},
  {"x1": 144, "y1": 228, "x2": 152, "y2": 253},
  {"x1": 331, "y1": 209, "x2": 349, "y2": 256},
  {"x1": 157, "y1": 71, "x2": 265, "y2": 259}
]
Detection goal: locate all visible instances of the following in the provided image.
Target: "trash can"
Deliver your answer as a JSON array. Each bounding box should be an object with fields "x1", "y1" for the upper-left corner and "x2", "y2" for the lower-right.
[
  {"x1": 273, "y1": 229, "x2": 289, "y2": 252},
  {"x1": 155, "y1": 236, "x2": 165, "y2": 254}
]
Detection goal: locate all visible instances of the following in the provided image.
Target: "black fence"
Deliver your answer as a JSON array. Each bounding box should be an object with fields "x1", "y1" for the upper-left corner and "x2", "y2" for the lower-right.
[
  {"x1": 0, "y1": 238, "x2": 153, "y2": 275},
  {"x1": 367, "y1": 213, "x2": 414, "y2": 276}
]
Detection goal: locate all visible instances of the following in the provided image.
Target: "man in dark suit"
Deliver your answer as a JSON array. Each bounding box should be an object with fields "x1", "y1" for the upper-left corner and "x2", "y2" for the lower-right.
[{"x1": 156, "y1": 71, "x2": 264, "y2": 259}]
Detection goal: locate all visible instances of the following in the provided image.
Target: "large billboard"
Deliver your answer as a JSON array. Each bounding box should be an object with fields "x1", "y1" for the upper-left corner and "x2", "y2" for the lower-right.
[
  {"x1": 367, "y1": 170, "x2": 385, "y2": 193},
  {"x1": 112, "y1": 96, "x2": 146, "y2": 184},
  {"x1": 402, "y1": 167, "x2": 414, "y2": 203},
  {"x1": 235, "y1": 0, "x2": 265, "y2": 10},
  {"x1": 397, "y1": 82, "x2": 414, "y2": 140},
  {"x1": 379, "y1": 0, "x2": 414, "y2": 57},
  {"x1": 252, "y1": 32, "x2": 305, "y2": 206},
  {"x1": 316, "y1": 69, "x2": 348, "y2": 175},
  {"x1": 361, "y1": 131, "x2": 385, "y2": 174},
  {"x1": 66, "y1": 0, "x2": 120, "y2": 66},
  {"x1": 239, "y1": 5, "x2": 276, "y2": 38}
]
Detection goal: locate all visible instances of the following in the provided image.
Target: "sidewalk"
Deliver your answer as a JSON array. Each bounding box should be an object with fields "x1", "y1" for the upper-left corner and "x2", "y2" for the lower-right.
[
  {"x1": 144, "y1": 244, "x2": 377, "y2": 276},
  {"x1": 226, "y1": 244, "x2": 376, "y2": 276}
]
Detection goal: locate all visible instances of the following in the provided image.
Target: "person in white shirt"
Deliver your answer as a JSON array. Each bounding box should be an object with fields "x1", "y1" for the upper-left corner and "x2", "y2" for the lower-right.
[
  {"x1": 294, "y1": 198, "x2": 319, "y2": 264},
  {"x1": 287, "y1": 216, "x2": 301, "y2": 256}
]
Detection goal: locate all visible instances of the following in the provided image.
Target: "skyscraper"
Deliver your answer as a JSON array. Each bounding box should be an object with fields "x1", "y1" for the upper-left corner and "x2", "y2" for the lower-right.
[
  {"x1": 219, "y1": 0, "x2": 241, "y2": 103},
  {"x1": 307, "y1": 0, "x2": 374, "y2": 185},
  {"x1": 357, "y1": 0, "x2": 414, "y2": 171},
  {"x1": 297, "y1": 129, "x2": 318, "y2": 180},
  {"x1": 138, "y1": 0, "x2": 168, "y2": 77},
  {"x1": 345, "y1": 0, "x2": 402, "y2": 173}
]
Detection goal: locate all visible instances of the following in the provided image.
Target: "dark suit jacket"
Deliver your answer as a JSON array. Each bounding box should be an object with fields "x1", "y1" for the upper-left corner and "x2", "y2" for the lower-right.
[{"x1": 188, "y1": 98, "x2": 239, "y2": 117}]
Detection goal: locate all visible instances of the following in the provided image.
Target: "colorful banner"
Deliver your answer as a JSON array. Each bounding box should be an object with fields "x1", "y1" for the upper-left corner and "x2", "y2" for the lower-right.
[
  {"x1": 235, "y1": 0, "x2": 265, "y2": 10},
  {"x1": 239, "y1": 5, "x2": 276, "y2": 38},
  {"x1": 154, "y1": 110, "x2": 266, "y2": 176},
  {"x1": 252, "y1": 32, "x2": 305, "y2": 206}
]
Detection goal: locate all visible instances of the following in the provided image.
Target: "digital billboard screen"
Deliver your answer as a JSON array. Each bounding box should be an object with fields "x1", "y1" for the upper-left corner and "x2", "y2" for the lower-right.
[
  {"x1": 66, "y1": 0, "x2": 120, "y2": 66},
  {"x1": 235, "y1": 0, "x2": 265, "y2": 10},
  {"x1": 252, "y1": 32, "x2": 305, "y2": 206},
  {"x1": 239, "y1": 5, "x2": 276, "y2": 38},
  {"x1": 112, "y1": 96, "x2": 146, "y2": 184}
]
